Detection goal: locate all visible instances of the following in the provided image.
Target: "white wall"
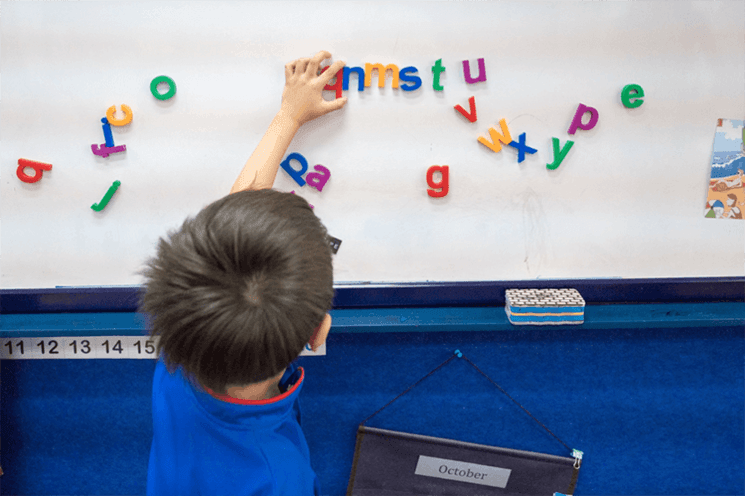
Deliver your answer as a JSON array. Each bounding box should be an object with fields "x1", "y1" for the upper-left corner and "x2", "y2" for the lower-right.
[{"x1": 2, "y1": 1, "x2": 744, "y2": 289}]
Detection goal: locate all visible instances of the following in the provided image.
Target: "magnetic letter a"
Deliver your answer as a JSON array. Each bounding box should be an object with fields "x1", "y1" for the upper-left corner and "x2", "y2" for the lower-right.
[{"x1": 306, "y1": 165, "x2": 331, "y2": 192}]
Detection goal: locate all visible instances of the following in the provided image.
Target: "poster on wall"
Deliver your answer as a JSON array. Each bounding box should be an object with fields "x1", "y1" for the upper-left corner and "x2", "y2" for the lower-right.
[{"x1": 705, "y1": 119, "x2": 745, "y2": 219}]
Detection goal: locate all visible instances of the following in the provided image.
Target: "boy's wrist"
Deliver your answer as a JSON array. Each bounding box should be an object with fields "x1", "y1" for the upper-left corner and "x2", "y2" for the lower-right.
[{"x1": 275, "y1": 106, "x2": 302, "y2": 133}]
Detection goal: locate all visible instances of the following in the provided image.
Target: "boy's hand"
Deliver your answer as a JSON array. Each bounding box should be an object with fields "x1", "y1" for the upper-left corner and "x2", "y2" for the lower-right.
[{"x1": 281, "y1": 50, "x2": 347, "y2": 127}]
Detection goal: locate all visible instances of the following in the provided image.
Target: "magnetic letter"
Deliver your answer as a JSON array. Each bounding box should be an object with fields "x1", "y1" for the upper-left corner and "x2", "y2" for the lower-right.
[
  {"x1": 91, "y1": 180, "x2": 121, "y2": 211},
  {"x1": 150, "y1": 75, "x2": 176, "y2": 100},
  {"x1": 17, "y1": 159, "x2": 52, "y2": 184},
  {"x1": 477, "y1": 119, "x2": 512, "y2": 153},
  {"x1": 306, "y1": 165, "x2": 331, "y2": 192},
  {"x1": 399, "y1": 66, "x2": 422, "y2": 91},
  {"x1": 546, "y1": 137, "x2": 574, "y2": 170},
  {"x1": 101, "y1": 117, "x2": 115, "y2": 147},
  {"x1": 343, "y1": 67, "x2": 365, "y2": 91},
  {"x1": 106, "y1": 105, "x2": 133, "y2": 126},
  {"x1": 508, "y1": 132, "x2": 538, "y2": 163},
  {"x1": 364, "y1": 63, "x2": 400, "y2": 88},
  {"x1": 621, "y1": 84, "x2": 645, "y2": 108},
  {"x1": 454, "y1": 96, "x2": 477, "y2": 123},
  {"x1": 322, "y1": 66, "x2": 344, "y2": 99},
  {"x1": 427, "y1": 165, "x2": 449, "y2": 198},
  {"x1": 567, "y1": 103, "x2": 598, "y2": 135},
  {"x1": 431, "y1": 59, "x2": 445, "y2": 91},
  {"x1": 280, "y1": 153, "x2": 308, "y2": 187},
  {"x1": 462, "y1": 58, "x2": 486, "y2": 84}
]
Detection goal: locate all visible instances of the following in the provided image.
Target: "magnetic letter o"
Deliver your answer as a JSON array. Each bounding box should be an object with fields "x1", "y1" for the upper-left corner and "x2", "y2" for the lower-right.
[{"x1": 151, "y1": 76, "x2": 177, "y2": 100}]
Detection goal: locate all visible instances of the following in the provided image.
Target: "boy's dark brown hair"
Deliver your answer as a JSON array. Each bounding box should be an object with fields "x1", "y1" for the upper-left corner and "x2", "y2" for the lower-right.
[{"x1": 137, "y1": 189, "x2": 333, "y2": 394}]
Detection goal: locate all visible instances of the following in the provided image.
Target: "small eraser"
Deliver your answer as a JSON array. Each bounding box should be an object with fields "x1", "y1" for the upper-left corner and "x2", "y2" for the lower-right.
[
  {"x1": 506, "y1": 288, "x2": 585, "y2": 308},
  {"x1": 327, "y1": 235, "x2": 342, "y2": 254},
  {"x1": 505, "y1": 288, "x2": 585, "y2": 325}
]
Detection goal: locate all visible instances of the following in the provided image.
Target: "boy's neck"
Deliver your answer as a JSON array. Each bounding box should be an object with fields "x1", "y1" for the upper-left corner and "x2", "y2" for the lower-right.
[{"x1": 225, "y1": 374, "x2": 283, "y2": 401}]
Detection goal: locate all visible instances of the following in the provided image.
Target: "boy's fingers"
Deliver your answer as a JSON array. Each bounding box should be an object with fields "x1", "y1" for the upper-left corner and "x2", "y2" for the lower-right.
[
  {"x1": 322, "y1": 96, "x2": 347, "y2": 113},
  {"x1": 285, "y1": 62, "x2": 294, "y2": 79},
  {"x1": 295, "y1": 58, "x2": 310, "y2": 75},
  {"x1": 307, "y1": 50, "x2": 332, "y2": 76},
  {"x1": 318, "y1": 59, "x2": 345, "y2": 85},
  {"x1": 310, "y1": 50, "x2": 332, "y2": 67}
]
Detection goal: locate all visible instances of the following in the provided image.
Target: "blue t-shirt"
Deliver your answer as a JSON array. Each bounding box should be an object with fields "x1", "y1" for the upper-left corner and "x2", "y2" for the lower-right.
[{"x1": 147, "y1": 358, "x2": 320, "y2": 496}]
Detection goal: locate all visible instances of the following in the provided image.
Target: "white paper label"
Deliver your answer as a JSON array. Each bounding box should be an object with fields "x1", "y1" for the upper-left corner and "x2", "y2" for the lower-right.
[{"x1": 414, "y1": 455, "x2": 511, "y2": 488}]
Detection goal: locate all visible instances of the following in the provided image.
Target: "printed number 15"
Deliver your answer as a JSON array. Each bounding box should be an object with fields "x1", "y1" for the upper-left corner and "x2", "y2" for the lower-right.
[{"x1": 134, "y1": 340, "x2": 155, "y2": 354}]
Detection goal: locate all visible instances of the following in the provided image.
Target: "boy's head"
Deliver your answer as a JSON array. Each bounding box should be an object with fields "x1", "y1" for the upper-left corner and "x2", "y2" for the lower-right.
[{"x1": 138, "y1": 189, "x2": 333, "y2": 394}]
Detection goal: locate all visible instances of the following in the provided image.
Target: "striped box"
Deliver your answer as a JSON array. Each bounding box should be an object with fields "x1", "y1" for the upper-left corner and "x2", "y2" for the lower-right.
[{"x1": 505, "y1": 289, "x2": 585, "y2": 325}]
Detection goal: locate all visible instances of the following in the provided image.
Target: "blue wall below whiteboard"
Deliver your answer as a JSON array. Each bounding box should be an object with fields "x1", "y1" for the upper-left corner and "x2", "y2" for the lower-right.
[
  {"x1": 1, "y1": 279, "x2": 743, "y2": 495},
  {"x1": 1, "y1": 318, "x2": 743, "y2": 495}
]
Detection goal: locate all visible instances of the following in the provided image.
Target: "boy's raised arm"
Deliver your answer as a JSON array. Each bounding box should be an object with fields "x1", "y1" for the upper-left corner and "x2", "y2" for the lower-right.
[{"x1": 230, "y1": 50, "x2": 347, "y2": 194}]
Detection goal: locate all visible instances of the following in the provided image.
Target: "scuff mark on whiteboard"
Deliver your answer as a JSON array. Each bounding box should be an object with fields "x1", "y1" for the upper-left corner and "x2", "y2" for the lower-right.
[{"x1": 519, "y1": 188, "x2": 549, "y2": 277}]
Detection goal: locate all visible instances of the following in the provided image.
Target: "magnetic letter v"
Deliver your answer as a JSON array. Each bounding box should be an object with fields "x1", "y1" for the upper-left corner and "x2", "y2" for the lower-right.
[{"x1": 454, "y1": 96, "x2": 477, "y2": 123}]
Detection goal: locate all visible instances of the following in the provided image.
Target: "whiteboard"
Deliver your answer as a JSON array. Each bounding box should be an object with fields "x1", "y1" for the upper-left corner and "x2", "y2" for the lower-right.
[{"x1": 2, "y1": 0, "x2": 744, "y2": 289}]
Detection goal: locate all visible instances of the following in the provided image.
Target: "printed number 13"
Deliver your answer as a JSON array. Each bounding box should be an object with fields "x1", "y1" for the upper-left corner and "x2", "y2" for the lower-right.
[{"x1": 69, "y1": 340, "x2": 92, "y2": 354}]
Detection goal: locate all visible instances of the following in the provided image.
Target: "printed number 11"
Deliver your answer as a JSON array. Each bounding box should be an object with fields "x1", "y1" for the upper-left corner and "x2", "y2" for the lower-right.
[{"x1": 4, "y1": 341, "x2": 24, "y2": 355}]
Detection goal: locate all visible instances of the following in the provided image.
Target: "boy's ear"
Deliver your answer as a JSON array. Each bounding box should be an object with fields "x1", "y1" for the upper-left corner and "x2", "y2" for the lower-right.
[{"x1": 309, "y1": 313, "x2": 332, "y2": 352}]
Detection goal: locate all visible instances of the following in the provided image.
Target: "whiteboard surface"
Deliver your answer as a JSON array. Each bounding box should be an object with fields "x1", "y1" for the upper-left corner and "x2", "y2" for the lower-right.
[{"x1": 2, "y1": 1, "x2": 744, "y2": 289}]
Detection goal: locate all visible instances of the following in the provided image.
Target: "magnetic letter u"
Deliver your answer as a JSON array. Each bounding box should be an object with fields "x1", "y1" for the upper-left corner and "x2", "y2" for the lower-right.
[{"x1": 462, "y1": 58, "x2": 486, "y2": 84}]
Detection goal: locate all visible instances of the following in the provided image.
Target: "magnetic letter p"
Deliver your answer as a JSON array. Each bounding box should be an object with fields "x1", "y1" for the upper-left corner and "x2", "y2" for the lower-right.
[
  {"x1": 280, "y1": 153, "x2": 308, "y2": 187},
  {"x1": 427, "y1": 165, "x2": 449, "y2": 198},
  {"x1": 567, "y1": 103, "x2": 599, "y2": 135}
]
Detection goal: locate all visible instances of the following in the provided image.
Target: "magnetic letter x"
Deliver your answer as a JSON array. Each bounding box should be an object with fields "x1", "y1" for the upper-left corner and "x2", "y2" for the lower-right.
[{"x1": 508, "y1": 132, "x2": 537, "y2": 163}]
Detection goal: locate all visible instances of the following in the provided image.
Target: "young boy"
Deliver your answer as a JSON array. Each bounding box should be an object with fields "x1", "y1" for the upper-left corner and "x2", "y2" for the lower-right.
[{"x1": 139, "y1": 51, "x2": 347, "y2": 496}]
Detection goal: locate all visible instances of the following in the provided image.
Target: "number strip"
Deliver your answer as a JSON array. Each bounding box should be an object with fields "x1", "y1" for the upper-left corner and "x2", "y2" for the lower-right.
[{"x1": 0, "y1": 337, "x2": 325, "y2": 359}]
